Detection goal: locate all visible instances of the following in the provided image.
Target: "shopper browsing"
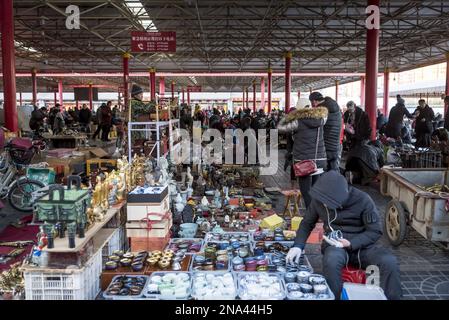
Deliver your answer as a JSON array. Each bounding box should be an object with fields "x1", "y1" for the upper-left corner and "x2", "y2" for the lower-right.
[
  {"x1": 286, "y1": 170, "x2": 402, "y2": 300},
  {"x1": 385, "y1": 95, "x2": 414, "y2": 141},
  {"x1": 309, "y1": 92, "x2": 342, "y2": 171},
  {"x1": 343, "y1": 101, "x2": 372, "y2": 150},
  {"x1": 78, "y1": 103, "x2": 92, "y2": 133},
  {"x1": 277, "y1": 104, "x2": 328, "y2": 208}
]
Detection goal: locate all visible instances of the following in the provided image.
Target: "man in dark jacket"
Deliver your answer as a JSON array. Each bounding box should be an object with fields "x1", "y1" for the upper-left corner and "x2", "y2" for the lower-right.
[
  {"x1": 209, "y1": 108, "x2": 223, "y2": 132},
  {"x1": 180, "y1": 106, "x2": 193, "y2": 131},
  {"x1": 385, "y1": 95, "x2": 414, "y2": 140},
  {"x1": 29, "y1": 105, "x2": 45, "y2": 136},
  {"x1": 413, "y1": 99, "x2": 435, "y2": 148},
  {"x1": 286, "y1": 171, "x2": 401, "y2": 300},
  {"x1": 376, "y1": 109, "x2": 387, "y2": 133},
  {"x1": 78, "y1": 104, "x2": 92, "y2": 133},
  {"x1": 309, "y1": 92, "x2": 342, "y2": 171},
  {"x1": 343, "y1": 101, "x2": 372, "y2": 149},
  {"x1": 100, "y1": 101, "x2": 113, "y2": 141},
  {"x1": 345, "y1": 140, "x2": 384, "y2": 185}
]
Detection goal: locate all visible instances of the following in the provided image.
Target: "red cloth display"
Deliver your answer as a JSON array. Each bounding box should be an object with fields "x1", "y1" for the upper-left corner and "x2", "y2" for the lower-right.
[{"x1": 0, "y1": 215, "x2": 38, "y2": 271}]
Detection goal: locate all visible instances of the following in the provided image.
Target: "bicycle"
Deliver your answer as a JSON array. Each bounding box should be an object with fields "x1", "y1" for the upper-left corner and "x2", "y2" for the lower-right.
[{"x1": 0, "y1": 137, "x2": 46, "y2": 212}]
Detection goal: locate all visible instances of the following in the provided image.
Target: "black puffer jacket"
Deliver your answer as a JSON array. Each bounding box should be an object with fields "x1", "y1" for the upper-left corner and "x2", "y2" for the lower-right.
[
  {"x1": 293, "y1": 170, "x2": 382, "y2": 251},
  {"x1": 346, "y1": 140, "x2": 384, "y2": 173},
  {"x1": 318, "y1": 97, "x2": 342, "y2": 161},
  {"x1": 277, "y1": 107, "x2": 328, "y2": 169},
  {"x1": 385, "y1": 103, "x2": 413, "y2": 138}
]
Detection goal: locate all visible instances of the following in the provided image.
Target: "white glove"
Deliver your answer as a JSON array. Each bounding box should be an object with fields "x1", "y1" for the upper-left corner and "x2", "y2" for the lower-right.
[
  {"x1": 323, "y1": 235, "x2": 344, "y2": 248},
  {"x1": 286, "y1": 247, "x2": 302, "y2": 265}
]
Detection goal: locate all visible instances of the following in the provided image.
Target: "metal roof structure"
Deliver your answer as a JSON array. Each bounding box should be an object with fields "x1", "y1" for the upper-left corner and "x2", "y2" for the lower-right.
[{"x1": 3, "y1": 0, "x2": 449, "y2": 93}]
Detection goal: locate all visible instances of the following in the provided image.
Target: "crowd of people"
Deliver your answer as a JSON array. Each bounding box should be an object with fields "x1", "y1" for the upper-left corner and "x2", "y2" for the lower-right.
[{"x1": 29, "y1": 101, "x2": 123, "y2": 142}]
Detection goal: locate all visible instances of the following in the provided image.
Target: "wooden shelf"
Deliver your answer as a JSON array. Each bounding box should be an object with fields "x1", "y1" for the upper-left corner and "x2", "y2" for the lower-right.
[
  {"x1": 92, "y1": 228, "x2": 117, "y2": 252},
  {"x1": 42, "y1": 202, "x2": 125, "y2": 253}
]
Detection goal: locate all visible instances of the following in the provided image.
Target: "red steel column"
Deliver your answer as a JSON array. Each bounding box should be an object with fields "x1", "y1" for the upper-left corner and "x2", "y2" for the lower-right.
[
  {"x1": 171, "y1": 81, "x2": 175, "y2": 100},
  {"x1": 335, "y1": 80, "x2": 339, "y2": 104},
  {"x1": 365, "y1": 0, "x2": 380, "y2": 141},
  {"x1": 76, "y1": 100, "x2": 79, "y2": 109},
  {"x1": 58, "y1": 79, "x2": 63, "y2": 107},
  {"x1": 1, "y1": 0, "x2": 18, "y2": 132},
  {"x1": 298, "y1": 89, "x2": 301, "y2": 99},
  {"x1": 446, "y1": 53, "x2": 449, "y2": 97},
  {"x1": 245, "y1": 87, "x2": 249, "y2": 111},
  {"x1": 123, "y1": 52, "x2": 130, "y2": 109},
  {"x1": 284, "y1": 52, "x2": 292, "y2": 113},
  {"x1": 31, "y1": 68, "x2": 38, "y2": 105},
  {"x1": 149, "y1": 67, "x2": 156, "y2": 101},
  {"x1": 242, "y1": 87, "x2": 246, "y2": 109},
  {"x1": 182, "y1": 87, "x2": 185, "y2": 104},
  {"x1": 267, "y1": 68, "x2": 272, "y2": 113},
  {"x1": 360, "y1": 76, "x2": 366, "y2": 107},
  {"x1": 383, "y1": 69, "x2": 390, "y2": 117},
  {"x1": 252, "y1": 80, "x2": 256, "y2": 113},
  {"x1": 260, "y1": 77, "x2": 265, "y2": 111},
  {"x1": 88, "y1": 82, "x2": 93, "y2": 110},
  {"x1": 159, "y1": 76, "x2": 165, "y2": 97}
]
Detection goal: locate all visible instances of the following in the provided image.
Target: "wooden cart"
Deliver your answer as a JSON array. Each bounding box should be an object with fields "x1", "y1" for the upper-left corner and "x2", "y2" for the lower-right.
[{"x1": 380, "y1": 167, "x2": 449, "y2": 248}]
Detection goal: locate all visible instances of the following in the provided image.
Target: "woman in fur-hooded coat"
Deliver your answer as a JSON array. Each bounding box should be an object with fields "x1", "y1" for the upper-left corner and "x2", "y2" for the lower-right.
[{"x1": 277, "y1": 107, "x2": 328, "y2": 207}]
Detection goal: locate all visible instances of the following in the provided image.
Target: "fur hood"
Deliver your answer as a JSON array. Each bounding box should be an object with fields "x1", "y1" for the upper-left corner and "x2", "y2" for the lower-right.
[{"x1": 285, "y1": 107, "x2": 328, "y2": 123}]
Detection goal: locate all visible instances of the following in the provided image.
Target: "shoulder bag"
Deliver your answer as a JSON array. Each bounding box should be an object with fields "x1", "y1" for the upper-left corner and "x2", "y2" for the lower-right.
[{"x1": 293, "y1": 124, "x2": 324, "y2": 177}]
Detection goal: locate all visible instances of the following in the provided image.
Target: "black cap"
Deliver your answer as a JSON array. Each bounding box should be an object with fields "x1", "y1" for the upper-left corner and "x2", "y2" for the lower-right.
[{"x1": 309, "y1": 92, "x2": 323, "y2": 102}]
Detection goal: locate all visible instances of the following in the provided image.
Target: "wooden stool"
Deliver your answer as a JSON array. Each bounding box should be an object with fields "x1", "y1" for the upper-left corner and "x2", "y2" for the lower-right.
[{"x1": 281, "y1": 189, "x2": 302, "y2": 218}]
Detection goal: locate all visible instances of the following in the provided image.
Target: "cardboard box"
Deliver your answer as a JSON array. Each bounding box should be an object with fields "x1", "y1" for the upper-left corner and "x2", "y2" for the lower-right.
[
  {"x1": 127, "y1": 186, "x2": 168, "y2": 203},
  {"x1": 126, "y1": 195, "x2": 170, "y2": 221},
  {"x1": 259, "y1": 214, "x2": 284, "y2": 231},
  {"x1": 126, "y1": 217, "x2": 172, "y2": 238},
  {"x1": 47, "y1": 148, "x2": 75, "y2": 158},
  {"x1": 291, "y1": 216, "x2": 303, "y2": 231}
]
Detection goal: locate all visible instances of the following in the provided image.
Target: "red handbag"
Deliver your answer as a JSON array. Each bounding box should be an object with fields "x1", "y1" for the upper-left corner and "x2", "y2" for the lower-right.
[
  {"x1": 293, "y1": 160, "x2": 317, "y2": 177},
  {"x1": 294, "y1": 125, "x2": 322, "y2": 177}
]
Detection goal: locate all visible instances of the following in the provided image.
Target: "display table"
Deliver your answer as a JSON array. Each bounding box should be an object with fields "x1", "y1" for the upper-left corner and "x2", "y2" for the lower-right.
[{"x1": 42, "y1": 133, "x2": 88, "y2": 149}]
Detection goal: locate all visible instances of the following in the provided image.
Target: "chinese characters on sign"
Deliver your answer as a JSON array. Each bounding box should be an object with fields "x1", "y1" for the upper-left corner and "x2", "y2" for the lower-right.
[
  {"x1": 131, "y1": 31, "x2": 176, "y2": 52},
  {"x1": 187, "y1": 86, "x2": 202, "y2": 92}
]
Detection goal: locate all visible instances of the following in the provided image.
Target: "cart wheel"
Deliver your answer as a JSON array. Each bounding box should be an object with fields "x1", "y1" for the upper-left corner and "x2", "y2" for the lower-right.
[{"x1": 384, "y1": 200, "x2": 408, "y2": 246}]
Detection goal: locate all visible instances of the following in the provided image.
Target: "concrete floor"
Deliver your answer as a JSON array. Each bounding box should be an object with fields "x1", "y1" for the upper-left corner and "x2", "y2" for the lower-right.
[{"x1": 261, "y1": 150, "x2": 449, "y2": 300}]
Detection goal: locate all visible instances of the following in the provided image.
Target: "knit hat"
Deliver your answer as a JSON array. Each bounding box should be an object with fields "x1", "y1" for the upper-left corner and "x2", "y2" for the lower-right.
[
  {"x1": 131, "y1": 84, "x2": 143, "y2": 97},
  {"x1": 309, "y1": 92, "x2": 324, "y2": 102},
  {"x1": 396, "y1": 94, "x2": 405, "y2": 105},
  {"x1": 346, "y1": 101, "x2": 356, "y2": 111}
]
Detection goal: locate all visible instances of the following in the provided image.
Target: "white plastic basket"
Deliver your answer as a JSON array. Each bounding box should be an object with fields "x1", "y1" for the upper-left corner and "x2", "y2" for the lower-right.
[
  {"x1": 24, "y1": 249, "x2": 102, "y2": 300},
  {"x1": 101, "y1": 227, "x2": 125, "y2": 263}
]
